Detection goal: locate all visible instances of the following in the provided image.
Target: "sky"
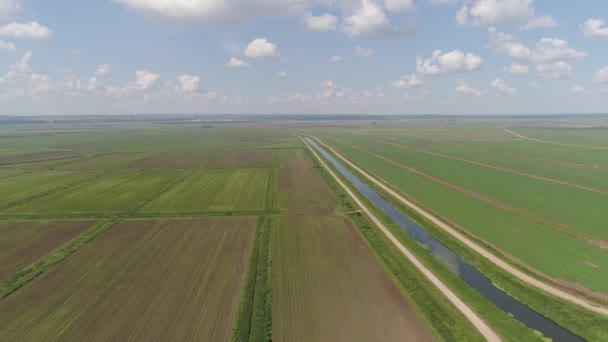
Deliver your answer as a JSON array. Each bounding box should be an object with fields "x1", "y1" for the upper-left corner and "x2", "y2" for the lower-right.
[{"x1": 0, "y1": 0, "x2": 607, "y2": 116}]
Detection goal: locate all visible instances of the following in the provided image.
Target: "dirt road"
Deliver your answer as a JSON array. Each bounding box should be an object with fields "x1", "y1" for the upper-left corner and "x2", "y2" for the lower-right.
[
  {"x1": 303, "y1": 138, "x2": 503, "y2": 342},
  {"x1": 312, "y1": 137, "x2": 608, "y2": 317},
  {"x1": 501, "y1": 128, "x2": 608, "y2": 150}
]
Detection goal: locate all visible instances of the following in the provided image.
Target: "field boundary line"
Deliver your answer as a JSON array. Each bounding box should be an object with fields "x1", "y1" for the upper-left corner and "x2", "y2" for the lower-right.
[
  {"x1": 302, "y1": 137, "x2": 502, "y2": 342},
  {"x1": 312, "y1": 136, "x2": 608, "y2": 316},
  {"x1": 373, "y1": 138, "x2": 608, "y2": 196},
  {"x1": 0, "y1": 219, "x2": 120, "y2": 300},
  {"x1": 501, "y1": 128, "x2": 608, "y2": 150}
]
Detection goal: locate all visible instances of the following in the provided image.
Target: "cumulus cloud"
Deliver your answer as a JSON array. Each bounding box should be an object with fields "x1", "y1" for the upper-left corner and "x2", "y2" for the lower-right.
[
  {"x1": 177, "y1": 74, "x2": 200, "y2": 92},
  {"x1": 502, "y1": 62, "x2": 528, "y2": 74},
  {"x1": 391, "y1": 74, "x2": 424, "y2": 89},
  {"x1": 384, "y1": 0, "x2": 415, "y2": 13},
  {"x1": 535, "y1": 61, "x2": 571, "y2": 79},
  {"x1": 581, "y1": 19, "x2": 608, "y2": 40},
  {"x1": 244, "y1": 38, "x2": 282, "y2": 60},
  {"x1": 329, "y1": 55, "x2": 343, "y2": 62},
  {"x1": 113, "y1": 0, "x2": 312, "y2": 24},
  {"x1": 416, "y1": 49, "x2": 482, "y2": 75},
  {"x1": 595, "y1": 66, "x2": 608, "y2": 83},
  {"x1": 455, "y1": 79, "x2": 484, "y2": 96},
  {"x1": 342, "y1": 0, "x2": 414, "y2": 38},
  {"x1": 491, "y1": 78, "x2": 515, "y2": 94},
  {"x1": 28, "y1": 73, "x2": 50, "y2": 93},
  {"x1": 133, "y1": 70, "x2": 160, "y2": 91},
  {"x1": 569, "y1": 85, "x2": 584, "y2": 93},
  {"x1": 0, "y1": 40, "x2": 16, "y2": 51},
  {"x1": 456, "y1": 0, "x2": 555, "y2": 30},
  {"x1": 276, "y1": 70, "x2": 288, "y2": 77},
  {"x1": 95, "y1": 64, "x2": 112, "y2": 76},
  {"x1": 0, "y1": 21, "x2": 52, "y2": 39},
  {"x1": 301, "y1": 12, "x2": 337, "y2": 31},
  {"x1": 225, "y1": 57, "x2": 250, "y2": 68},
  {"x1": 353, "y1": 46, "x2": 375, "y2": 57},
  {"x1": 488, "y1": 27, "x2": 586, "y2": 63},
  {"x1": 86, "y1": 77, "x2": 98, "y2": 92}
]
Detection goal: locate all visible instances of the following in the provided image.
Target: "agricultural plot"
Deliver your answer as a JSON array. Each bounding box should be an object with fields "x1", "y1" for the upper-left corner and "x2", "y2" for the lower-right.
[
  {"x1": 0, "y1": 218, "x2": 255, "y2": 341},
  {"x1": 273, "y1": 216, "x2": 433, "y2": 341},
  {"x1": 0, "y1": 170, "x2": 100, "y2": 209},
  {"x1": 57, "y1": 153, "x2": 150, "y2": 170},
  {"x1": 0, "y1": 150, "x2": 82, "y2": 165},
  {"x1": 0, "y1": 168, "x2": 26, "y2": 180},
  {"x1": 0, "y1": 220, "x2": 96, "y2": 282},
  {"x1": 315, "y1": 130, "x2": 608, "y2": 295},
  {"x1": 129, "y1": 151, "x2": 213, "y2": 169},
  {"x1": 4, "y1": 170, "x2": 182, "y2": 214},
  {"x1": 141, "y1": 169, "x2": 269, "y2": 213},
  {"x1": 204, "y1": 150, "x2": 271, "y2": 168}
]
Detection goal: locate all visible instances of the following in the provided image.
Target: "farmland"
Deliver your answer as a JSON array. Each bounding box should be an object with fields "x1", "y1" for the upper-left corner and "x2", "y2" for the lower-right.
[
  {"x1": 3, "y1": 119, "x2": 603, "y2": 341},
  {"x1": 302, "y1": 121, "x2": 608, "y2": 300},
  {"x1": 0, "y1": 218, "x2": 255, "y2": 341}
]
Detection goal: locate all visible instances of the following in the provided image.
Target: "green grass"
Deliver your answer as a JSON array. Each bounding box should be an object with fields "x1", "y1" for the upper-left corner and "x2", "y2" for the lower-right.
[
  {"x1": 4, "y1": 170, "x2": 183, "y2": 214},
  {"x1": 57, "y1": 152, "x2": 150, "y2": 169},
  {"x1": 232, "y1": 217, "x2": 273, "y2": 342},
  {"x1": 141, "y1": 169, "x2": 269, "y2": 213}
]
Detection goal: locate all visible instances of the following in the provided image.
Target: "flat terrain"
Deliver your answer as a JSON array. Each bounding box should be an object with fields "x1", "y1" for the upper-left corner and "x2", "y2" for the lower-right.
[
  {"x1": 307, "y1": 122, "x2": 608, "y2": 297},
  {"x1": 0, "y1": 218, "x2": 255, "y2": 341},
  {"x1": 0, "y1": 220, "x2": 96, "y2": 281},
  {"x1": 272, "y1": 146, "x2": 433, "y2": 341},
  {"x1": 205, "y1": 150, "x2": 272, "y2": 168}
]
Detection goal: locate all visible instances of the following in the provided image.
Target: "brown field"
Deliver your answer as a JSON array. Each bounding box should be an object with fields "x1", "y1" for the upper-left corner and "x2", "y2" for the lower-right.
[
  {"x1": 0, "y1": 217, "x2": 256, "y2": 341},
  {"x1": 273, "y1": 216, "x2": 433, "y2": 342},
  {"x1": 204, "y1": 150, "x2": 271, "y2": 168},
  {"x1": 0, "y1": 151, "x2": 83, "y2": 165},
  {"x1": 275, "y1": 149, "x2": 337, "y2": 215},
  {"x1": 130, "y1": 151, "x2": 213, "y2": 169},
  {"x1": 0, "y1": 220, "x2": 96, "y2": 282},
  {"x1": 272, "y1": 147, "x2": 432, "y2": 341}
]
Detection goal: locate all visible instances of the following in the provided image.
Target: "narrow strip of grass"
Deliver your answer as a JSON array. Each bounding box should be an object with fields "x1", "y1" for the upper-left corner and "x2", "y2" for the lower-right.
[
  {"x1": 264, "y1": 168, "x2": 276, "y2": 210},
  {"x1": 318, "y1": 139, "x2": 608, "y2": 340},
  {"x1": 0, "y1": 219, "x2": 120, "y2": 300},
  {"x1": 302, "y1": 142, "x2": 542, "y2": 341},
  {"x1": 232, "y1": 217, "x2": 273, "y2": 342}
]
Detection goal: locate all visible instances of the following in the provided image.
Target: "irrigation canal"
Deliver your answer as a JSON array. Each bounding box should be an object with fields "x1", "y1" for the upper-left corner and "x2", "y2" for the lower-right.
[{"x1": 306, "y1": 137, "x2": 583, "y2": 342}]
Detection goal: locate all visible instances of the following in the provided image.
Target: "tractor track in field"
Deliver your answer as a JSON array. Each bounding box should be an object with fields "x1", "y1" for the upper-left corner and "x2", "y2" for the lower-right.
[
  {"x1": 312, "y1": 136, "x2": 608, "y2": 317},
  {"x1": 501, "y1": 128, "x2": 608, "y2": 150},
  {"x1": 332, "y1": 138, "x2": 608, "y2": 250},
  {"x1": 301, "y1": 137, "x2": 503, "y2": 342},
  {"x1": 371, "y1": 138, "x2": 608, "y2": 196}
]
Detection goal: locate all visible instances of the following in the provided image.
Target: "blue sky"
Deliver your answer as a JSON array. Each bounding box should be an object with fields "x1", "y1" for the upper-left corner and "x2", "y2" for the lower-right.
[{"x1": 0, "y1": 0, "x2": 607, "y2": 115}]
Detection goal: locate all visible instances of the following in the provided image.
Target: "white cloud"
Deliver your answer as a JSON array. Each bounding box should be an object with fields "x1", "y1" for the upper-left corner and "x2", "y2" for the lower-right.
[
  {"x1": 114, "y1": 0, "x2": 312, "y2": 24},
  {"x1": 330, "y1": 55, "x2": 343, "y2": 62},
  {"x1": 95, "y1": 64, "x2": 112, "y2": 76},
  {"x1": 177, "y1": 74, "x2": 200, "y2": 92},
  {"x1": 301, "y1": 12, "x2": 337, "y2": 31},
  {"x1": 225, "y1": 57, "x2": 250, "y2": 68},
  {"x1": 86, "y1": 77, "x2": 98, "y2": 92},
  {"x1": 535, "y1": 61, "x2": 571, "y2": 79},
  {"x1": 0, "y1": 40, "x2": 16, "y2": 51},
  {"x1": 0, "y1": 21, "x2": 52, "y2": 39},
  {"x1": 416, "y1": 49, "x2": 482, "y2": 75},
  {"x1": 503, "y1": 62, "x2": 528, "y2": 74},
  {"x1": 342, "y1": 0, "x2": 389, "y2": 37},
  {"x1": 428, "y1": 0, "x2": 458, "y2": 4},
  {"x1": 133, "y1": 70, "x2": 160, "y2": 91},
  {"x1": 244, "y1": 38, "x2": 282, "y2": 60},
  {"x1": 28, "y1": 73, "x2": 50, "y2": 93},
  {"x1": 13, "y1": 49, "x2": 31, "y2": 72},
  {"x1": 488, "y1": 28, "x2": 587, "y2": 63},
  {"x1": 520, "y1": 15, "x2": 556, "y2": 30},
  {"x1": 0, "y1": 0, "x2": 26, "y2": 19},
  {"x1": 276, "y1": 70, "x2": 288, "y2": 77},
  {"x1": 491, "y1": 78, "x2": 515, "y2": 94},
  {"x1": 391, "y1": 74, "x2": 424, "y2": 89},
  {"x1": 455, "y1": 79, "x2": 484, "y2": 96},
  {"x1": 581, "y1": 19, "x2": 608, "y2": 40},
  {"x1": 456, "y1": 0, "x2": 553, "y2": 29},
  {"x1": 569, "y1": 85, "x2": 584, "y2": 93},
  {"x1": 595, "y1": 66, "x2": 608, "y2": 83},
  {"x1": 353, "y1": 46, "x2": 375, "y2": 57}
]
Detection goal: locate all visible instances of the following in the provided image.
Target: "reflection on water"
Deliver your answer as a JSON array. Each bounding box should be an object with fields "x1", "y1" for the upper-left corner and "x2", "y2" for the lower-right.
[{"x1": 307, "y1": 138, "x2": 584, "y2": 342}]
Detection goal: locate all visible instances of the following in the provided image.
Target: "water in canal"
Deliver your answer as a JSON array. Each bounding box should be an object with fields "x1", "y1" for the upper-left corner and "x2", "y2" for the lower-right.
[{"x1": 306, "y1": 138, "x2": 583, "y2": 342}]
